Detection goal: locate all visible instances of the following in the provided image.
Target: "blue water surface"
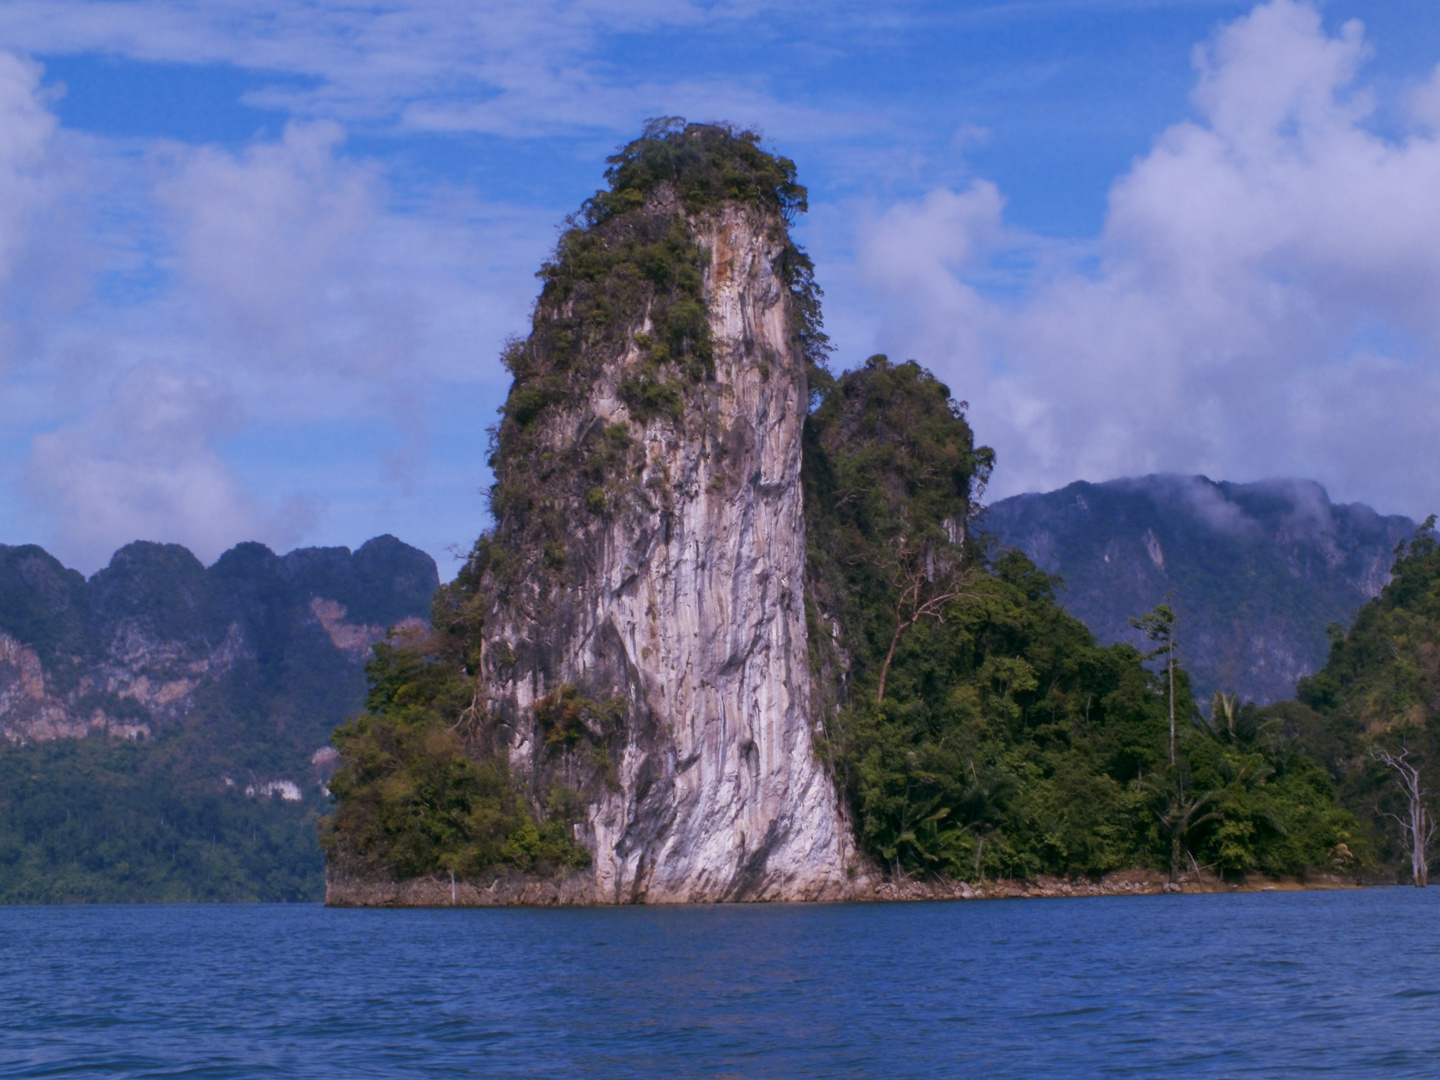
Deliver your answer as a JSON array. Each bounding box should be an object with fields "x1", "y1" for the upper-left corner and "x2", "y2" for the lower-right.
[{"x1": 2, "y1": 889, "x2": 1439, "y2": 1078}]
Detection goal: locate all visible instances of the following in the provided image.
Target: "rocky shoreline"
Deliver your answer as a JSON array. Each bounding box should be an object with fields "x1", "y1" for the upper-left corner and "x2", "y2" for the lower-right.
[
  {"x1": 325, "y1": 867, "x2": 1360, "y2": 907},
  {"x1": 868, "y1": 868, "x2": 1358, "y2": 901}
]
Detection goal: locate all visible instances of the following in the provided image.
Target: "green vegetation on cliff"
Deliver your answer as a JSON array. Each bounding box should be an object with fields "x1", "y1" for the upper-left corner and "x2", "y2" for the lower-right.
[
  {"x1": 1297, "y1": 522, "x2": 1440, "y2": 726},
  {"x1": 324, "y1": 124, "x2": 1358, "y2": 889},
  {"x1": 322, "y1": 638, "x2": 588, "y2": 880},
  {"x1": 324, "y1": 120, "x2": 826, "y2": 884},
  {"x1": 1254, "y1": 522, "x2": 1440, "y2": 881},
  {"x1": 587, "y1": 117, "x2": 807, "y2": 223},
  {"x1": 478, "y1": 121, "x2": 826, "y2": 615}
]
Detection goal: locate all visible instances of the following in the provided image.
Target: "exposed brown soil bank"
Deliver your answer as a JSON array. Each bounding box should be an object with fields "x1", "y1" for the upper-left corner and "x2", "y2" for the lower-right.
[{"x1": 326, "y1": 867, "x2": 1360, "y2": 907}]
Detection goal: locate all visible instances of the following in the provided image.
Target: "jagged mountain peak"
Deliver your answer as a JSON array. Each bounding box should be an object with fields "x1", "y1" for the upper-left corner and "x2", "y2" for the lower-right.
[{"x1": 0, "y1": 535, "x2": 438, "y2": 756}]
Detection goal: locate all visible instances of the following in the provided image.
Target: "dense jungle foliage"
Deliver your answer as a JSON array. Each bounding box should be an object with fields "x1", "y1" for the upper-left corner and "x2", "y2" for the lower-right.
[
  {"x1": 321, "y1": 638, "x2": 589, "y2": 879},
  {"x1": 806, "y1": 356, "x2": 1357, "y2": 882},
  {"x1": 0, "y1": 735, "x2": 322, "y2": 902},
  {"x1": 1261, "y1": 522, "x2": 1440, "y2": 881}
]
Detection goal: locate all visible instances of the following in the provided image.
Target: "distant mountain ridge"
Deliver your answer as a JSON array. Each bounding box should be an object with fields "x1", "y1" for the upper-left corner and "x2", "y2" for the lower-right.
[
  {"x1": 984, "y1": 476, "x2": 1417, "y2": 704},
  {"x1": 0, "y1": 535, "x2": 438, "y2": 901},
  {"x1": 0, "y1": 535, "x2": 437, "y2": 760}
]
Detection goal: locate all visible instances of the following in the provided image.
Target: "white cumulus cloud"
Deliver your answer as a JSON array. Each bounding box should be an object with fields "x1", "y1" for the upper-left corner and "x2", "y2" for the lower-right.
[{"x1": 859, "y1": 0, "x2": 1440, "y2": 519}]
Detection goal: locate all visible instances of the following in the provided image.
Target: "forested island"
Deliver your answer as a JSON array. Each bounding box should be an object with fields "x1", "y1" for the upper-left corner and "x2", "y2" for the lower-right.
[{"x1": 321, "y1": 121, "x2": 1435, "y2": 903}]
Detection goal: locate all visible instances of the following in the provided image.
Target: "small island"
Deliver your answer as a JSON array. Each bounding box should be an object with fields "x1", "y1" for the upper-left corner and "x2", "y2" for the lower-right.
[{"x1": 317, "y1": 121, "x2": 1433, "y2": 904}]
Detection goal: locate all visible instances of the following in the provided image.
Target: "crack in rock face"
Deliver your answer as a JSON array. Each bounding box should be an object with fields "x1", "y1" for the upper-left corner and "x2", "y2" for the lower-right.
[{"x1": 484, "y1": 203, "x2": 858, "y2": 902}]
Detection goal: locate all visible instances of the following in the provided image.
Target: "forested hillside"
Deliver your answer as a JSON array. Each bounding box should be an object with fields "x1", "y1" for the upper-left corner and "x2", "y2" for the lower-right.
[
  {"x1": 1265, "y1": 523, "x2": 1440, "y2": 883},
  {"x1": 986, "y1": 476, "x2": 1414, "y2": 703},
  {"x1": 807, "y1": 358, "x2": 1355, "y2": 883},
  {"x1": 0, "y1": 536, "x2": 437, "y2": 901}
]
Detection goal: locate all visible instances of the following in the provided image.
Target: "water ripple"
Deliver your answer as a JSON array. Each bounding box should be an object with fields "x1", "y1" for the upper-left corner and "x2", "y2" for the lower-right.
[{"x1": 2, "y1": 890, "x2": 1440, "y2": 1077}]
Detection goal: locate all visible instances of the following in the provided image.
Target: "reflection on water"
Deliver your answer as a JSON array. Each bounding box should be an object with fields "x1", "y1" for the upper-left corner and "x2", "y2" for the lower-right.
[{"x1": 3, "y1": 890, "x2": 1439, "y2": 1077}]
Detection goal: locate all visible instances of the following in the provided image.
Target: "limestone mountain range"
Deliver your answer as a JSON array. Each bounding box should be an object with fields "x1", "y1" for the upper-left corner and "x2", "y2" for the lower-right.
[{"x1": 0, "y1": 536, "x2": 437, "y2": 779}]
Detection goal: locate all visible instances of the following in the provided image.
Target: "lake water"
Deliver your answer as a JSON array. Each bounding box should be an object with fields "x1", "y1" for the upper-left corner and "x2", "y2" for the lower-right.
[{"x1": 2, "y1": 889, "x2": 1439, "y2": 1077}]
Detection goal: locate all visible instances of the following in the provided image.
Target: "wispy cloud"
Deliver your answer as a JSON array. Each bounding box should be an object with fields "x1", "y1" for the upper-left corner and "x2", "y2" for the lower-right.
[
  {"x1": 25, "y1": 362, "x2": 316, "y2": 568},
  {"x1": 152, "y1": 121, "x2": 386, "y2": 366},
  {"x1": 0, "y1": 0, "x2": 830, "y2": 136}
]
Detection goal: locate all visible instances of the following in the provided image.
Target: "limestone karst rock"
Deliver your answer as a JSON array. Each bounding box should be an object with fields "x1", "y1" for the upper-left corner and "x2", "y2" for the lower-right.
[
  {"x1": 422, "y1": 124, "x2": 859, "y2": 902},
  {"x1": 0, "y1": 536, "x2": 437, "y2": 754},
  {"x1": 0, "y1": 536, "x2": 438, "y2": 901}
]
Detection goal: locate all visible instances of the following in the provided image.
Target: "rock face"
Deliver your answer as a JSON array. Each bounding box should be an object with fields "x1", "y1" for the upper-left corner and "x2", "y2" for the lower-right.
[
  {"x1": 480, "y1": 202, "x2": 855, "y2": 902},
  {"x1": 0, "y1": 536, "x2": 437, "y2": 763},
  {"x1": 985, "y1": 476, "x2": 1417, "y2": 703}
]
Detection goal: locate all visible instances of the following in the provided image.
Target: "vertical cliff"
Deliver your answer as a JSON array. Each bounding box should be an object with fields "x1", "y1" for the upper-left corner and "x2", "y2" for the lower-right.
[{"x1": 449, "y1": 126, "x2": 853, "y2": 902}]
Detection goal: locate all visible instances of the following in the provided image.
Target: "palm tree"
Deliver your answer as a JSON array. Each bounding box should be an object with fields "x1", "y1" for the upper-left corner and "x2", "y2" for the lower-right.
[
  {"x1": 1152, "y1": 770, "x2": 1223, "y2": 883},
  {"x1": 1211, "y1": 691, "x2": 1239, "y2": 743}
]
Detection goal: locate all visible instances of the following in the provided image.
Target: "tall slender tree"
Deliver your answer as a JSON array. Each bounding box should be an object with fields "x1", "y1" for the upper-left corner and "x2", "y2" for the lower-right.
[
  {"x1": 1371, "y1": 743, "x2": 1436, "y2": 887},
  {"x1": 1133, "y1": 602, "x2": 1179, "y2": 766}
]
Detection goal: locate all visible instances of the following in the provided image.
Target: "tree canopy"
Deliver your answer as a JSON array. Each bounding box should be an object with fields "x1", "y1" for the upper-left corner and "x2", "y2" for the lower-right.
[{"x1": 805, "y1": 356, "x2": 1356, "y2": 883}]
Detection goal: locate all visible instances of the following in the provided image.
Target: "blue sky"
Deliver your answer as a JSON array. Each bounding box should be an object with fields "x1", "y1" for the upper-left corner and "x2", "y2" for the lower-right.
[{"x1": 1, "y1": 0, "x2": 1438, "y2": 577}]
